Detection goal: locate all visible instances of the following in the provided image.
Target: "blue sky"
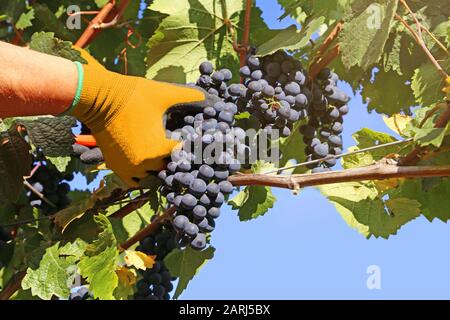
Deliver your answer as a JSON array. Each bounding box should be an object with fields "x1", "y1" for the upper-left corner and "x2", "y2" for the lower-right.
[{"x1": 73, "y1": 0, "x2": 450, "y2": 299}]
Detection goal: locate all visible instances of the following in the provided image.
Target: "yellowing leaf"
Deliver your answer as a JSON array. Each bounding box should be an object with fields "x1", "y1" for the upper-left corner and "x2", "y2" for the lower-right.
[
  {"x1": 116, "y1": 266, "x2": 137, "y2": 286},
  {"x1": 124, "y1": 250, "x2": 156, "y2": 270},
  {"x1": 374, "y1": 178, "x2": 402, "y2": 193},
  {"x1": 383, "y1": 114, "x2": 411, "y2": 135}
]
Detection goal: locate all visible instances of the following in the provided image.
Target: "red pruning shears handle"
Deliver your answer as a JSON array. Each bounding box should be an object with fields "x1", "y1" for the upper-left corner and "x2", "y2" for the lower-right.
[{"x1": 75, "y1": 134, "x2": 97, "y2": 147}]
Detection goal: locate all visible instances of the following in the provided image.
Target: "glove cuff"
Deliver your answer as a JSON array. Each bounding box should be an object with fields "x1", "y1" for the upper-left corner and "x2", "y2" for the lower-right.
[{"x1": 71, "y1": 62, "x2": 139, "y2": 133}]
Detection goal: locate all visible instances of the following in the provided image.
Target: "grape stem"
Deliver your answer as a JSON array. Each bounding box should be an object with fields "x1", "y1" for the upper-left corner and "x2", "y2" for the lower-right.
[
  {"x1": 23, "y1": 179, "x2": 57, "y2": 209},
  {"x1": 75, "y1": 0, "x2": 132, "y2": 48},
  {"x1": 394, "y1": 12, "x2": 448, "y2": 79},
  {"x1": 400, "y1": 101, "x2": 450, "y2": 165},
  {"x1": 228, "y1": 160, "x2": 450, "y2": 189},
  {"x1": 0, "y1": 271, "x2": 26, "y2": 300}
]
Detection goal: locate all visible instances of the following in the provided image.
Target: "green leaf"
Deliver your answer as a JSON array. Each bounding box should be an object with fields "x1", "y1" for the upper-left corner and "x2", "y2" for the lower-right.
[
  {"x1": 15, "y1": 8, "x2": 34, "y2": 30},
  {"x1": 79, "y1": 245, "x2": 119, "y2": 300},
  {"x1": 85, "y1": 214, "x2": 117, "y2": 256},
  {"x1": 320, "y1": 182, "x2": 377, "y2": 237},
  {"x1": 95, "y1": 0, "x2": 110, "y2": 8},
  {"x1": 411, "y1": 60, "x2": 450, "y2": 107},
  {"x1": 229, "y1": 186, "x2": 276, "y2": 221},
  {"x1": 29, "y1": 32, "x2": 87, "y2": 63},
  {"x1": 146, "y1": 0, "x2": 244, "y2": 82},
  {"x1": 53, "y1": 197, "x2": 96, "y2": 232},
  {"x1": 15, "y1": 116, "x2": 76, "y2": 157},
  {"x1": 22, "y1": 243, "x2": 78, "y2": 300},
  {"x1": 257, "y1": 17, "x2": 325, "y2": 56},
  {"x1": 0, "y1": 128, "x2": 32, "y2": 202},
  {"x1": 342, "y1": 128, "x2": 403, "y2": 169},
  {"x1": 164, "y1": 246, "x2": 215, "y2": 299},
  {"x1": 78, "y1": 214, "x2": 119, "y2": 300},
  {"x1": 362, "y1": 70, "x2": 416, "y2": 115},
  {"x1": 279, "y1": 120, "x2": 308, "y2": 173},
  {"x1": 108, "y1": 201, "x2": 156, "y2": 244},
  {"x1": 391, "y1": 178, "x2": 450, "y2": 222},
  {"x1": 47, "y1": 156, "x2": 71, "y2": 172},
  {"x1": 413, "y1": 126, "x2": 448, "y2": 148},
  {"x1": 229, "y1": 161, "x2": 277, "y2": 221},
  {"x1": 328, "y1": 196, "x2": 420, "y2": 238},
  {"x1": 32, "y1": 4, "x2": 76, "y2": 42},
  {"x1": 339, "y1": 0, "x2": 398, "y2": 71}
]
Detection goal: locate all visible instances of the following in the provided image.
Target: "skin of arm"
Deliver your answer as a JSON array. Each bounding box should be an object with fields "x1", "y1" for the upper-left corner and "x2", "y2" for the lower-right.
[{"x1": 0, "y1": 41, "x2": 78, "y2": 118}]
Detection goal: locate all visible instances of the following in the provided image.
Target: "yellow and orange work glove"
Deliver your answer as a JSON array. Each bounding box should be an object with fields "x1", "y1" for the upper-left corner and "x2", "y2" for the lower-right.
[{"x1": 67, "y1": 49, "x2": 210, "y2": 186}]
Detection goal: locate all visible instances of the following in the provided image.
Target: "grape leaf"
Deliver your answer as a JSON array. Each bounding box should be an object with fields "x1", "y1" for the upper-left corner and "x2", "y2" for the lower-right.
[
  {"x1": 79, "y1": 245, "x2": 119, "y2": 300},
  {"x1": 390, "y1": 178, "x2": 450, "y2": 222},
  {"x1": 114, "y1": 267, "x2": 136, "y2": 300},
  {"x1": 279, "y1": 120, "x2": 308, "y2": 174},
  {"x1": 413, "y1": 126, "x2": 449, "y2": 148},
  {"x1": 342, "y1": 128, "x2": 403, "y2": 169},
  {"x1": 95, "y1": 0, "x2": 109, "y2": 8},
  {"x1": 59, "y1": 239, "x2": 87, "y2": 259},
  {"x1": 362, "y1": 69, "x2": 416, "y2": 115},
  {"x1": 15, "y1": 116, "x2": 76, "y2": 157},
  {"x1": 229, "y1": 161, "x2": 277, "y2": 221},
  {"x1": 411, "y1": 60, "x2": 450, "y2": 107},
  {"x1": 328, "y1": 195, "x2": 420, "y2": 238},
  {"x1": 339, "y1": 0, "x2": 398, "y2": 71},
  {"x1": 0, "y1": 128, "x2": 32, "y2": 202},
  {"x1": 53, "y1": 197, "x2": 96, "y2": 232},
  {"x1": 15, "y1": 8, "x2": 34, "y2": 30},
  {"x1": 146, "y1": 0, "x2": 245, "y2": 82},
  {"x1": 47, "y1": 156, "x2": 71, "y2": 172},
  {"x1": 124, "y1": 250, "x2": 156, "y2": 271},
  {"x1": 22, "y1": 243, "x2": 78, "y2": 300},
  {"x1": 29, "y1": 32, "x2": 87, "y2": 63},
  {"x1": 257, "y1": 17, "x2": 325, "y2": 56},
  {"x1": 320, "y1": 182, "x2": 376, "y2": 237},
  {"x1": 32, "y1": 4, "x2": 77, "y2": 42},
  {"x1": 229, "y1": 185, "x2": 277, "y2": 221},
  {"x1": 164, "y1": 246, "x2": 215, "y2": 299},
  {"x1": 78, "y1": 214, "x2": 119, "y2": 300}
]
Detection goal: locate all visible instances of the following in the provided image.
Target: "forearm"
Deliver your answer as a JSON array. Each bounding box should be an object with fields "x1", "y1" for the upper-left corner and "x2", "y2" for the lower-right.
[{"x1": 0, "y1": 41, "x2": 78, "y2": 118}]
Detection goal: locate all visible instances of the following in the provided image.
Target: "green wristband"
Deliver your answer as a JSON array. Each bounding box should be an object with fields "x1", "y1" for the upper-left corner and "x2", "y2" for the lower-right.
[{"x1": 60, "y1": 61, "x2": 84, "y2": 116}]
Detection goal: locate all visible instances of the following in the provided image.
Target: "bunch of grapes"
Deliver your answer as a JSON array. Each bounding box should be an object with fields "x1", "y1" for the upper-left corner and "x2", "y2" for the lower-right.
[
  {"x1": 72, "y1": 143, "x2": 104, "y2": 165},
  {"x1": 232, "y1": 50, "x2": 349, "y2": 170},
  {"x1": 26, "y1": 154, "x2": 73, "y2": 215},
  {"x1": 194, "y1": 61, "x2": 234, "y2": 100},
  {"x1": 232, "y1": 51, "x2": 308, "y2": 137},
  {"x1": 300, "y1": 68, "x2": 349, "y2": 172},
  {"x1": 158, "y1": 63, "x2": 251, "y2": 250},
  {"x1": 134, "y1": 225, "x2": 178, "y2": 300}
]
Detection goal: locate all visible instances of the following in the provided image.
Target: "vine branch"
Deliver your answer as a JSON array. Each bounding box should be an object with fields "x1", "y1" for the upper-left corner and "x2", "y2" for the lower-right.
[
  {"x1": 0, "y1": 271, "x2": 26, "y2": 300},
  {"x1": 394, "y1": 13, "x2": 448, "y2": 79},
  {"x1": 75, "y1": 0, "x2": 132, "y2": 48},
  {"x1": 228, "y1": 160, "x2": 450, "y2": 189}
]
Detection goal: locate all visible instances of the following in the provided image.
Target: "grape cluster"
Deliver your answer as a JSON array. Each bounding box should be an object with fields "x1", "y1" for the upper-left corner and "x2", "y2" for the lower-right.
[
  {"x1": 234, "y1": 51, "x2": 309, "y2": 137},
  {"x1": 194, "y1": 61, "x2": 234, "y2": 100},
  {"x1": 72, "y1": 143, "x2": 104, "y2": 165},
  {"x1": 26, "y1": 156, "x2": 74, "y2": 215},
  {"x1": 134, "y1": 225, "x2": 178, "y2": 300},
  {"x1": 300, "y1": 68, "x2": 349, "y2": 173},
  {"x1": 233, "y1": 50, "x2": 349, "y2": 170},
  {"x1": 158, "y1": 63, "x2": 250, "y2": 250}
]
